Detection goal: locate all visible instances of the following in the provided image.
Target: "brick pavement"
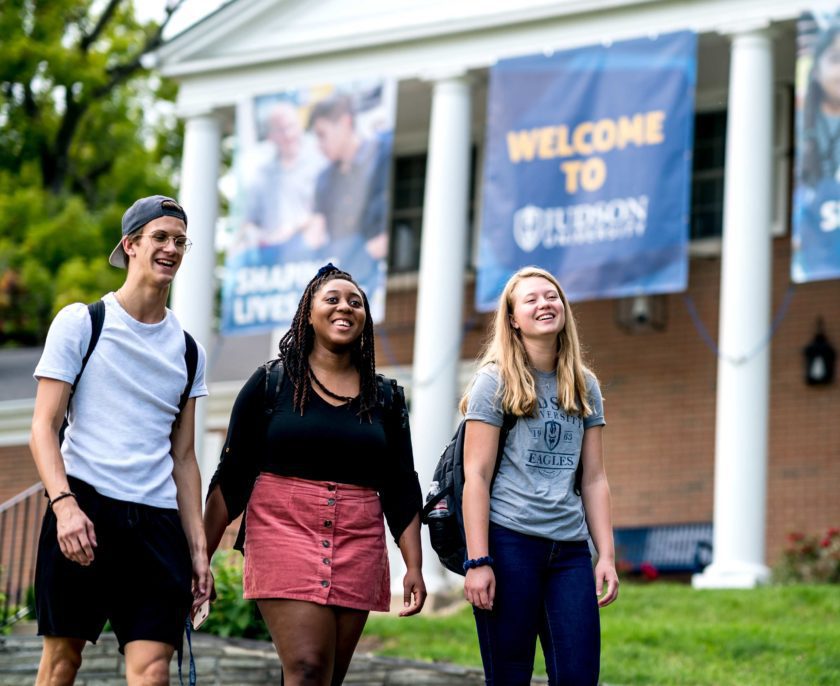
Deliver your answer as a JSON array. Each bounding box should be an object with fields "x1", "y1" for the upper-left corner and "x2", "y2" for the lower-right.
[{"x1": 0, "y1": 632, "x2": 549, "y2": 685}]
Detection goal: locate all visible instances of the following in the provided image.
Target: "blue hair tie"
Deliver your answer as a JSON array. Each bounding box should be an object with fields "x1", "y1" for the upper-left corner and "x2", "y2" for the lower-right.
[{"x1": 316, "y1": 262, "x2": 338, "y2": 279}]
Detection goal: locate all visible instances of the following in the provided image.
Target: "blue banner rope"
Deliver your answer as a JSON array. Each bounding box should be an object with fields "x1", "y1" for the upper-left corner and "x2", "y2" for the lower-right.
[{"x1": 681, "y1": 285, "x2": 796, "y2": 366}]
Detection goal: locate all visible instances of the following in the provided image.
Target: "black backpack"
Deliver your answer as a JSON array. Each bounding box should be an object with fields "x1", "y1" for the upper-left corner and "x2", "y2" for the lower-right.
[
  {"x1": 421, "y1": 415, "x2": 516, "y2": 576},
  {"x1": 59, "y1": 299, "x2": 198, "y2": 443}
]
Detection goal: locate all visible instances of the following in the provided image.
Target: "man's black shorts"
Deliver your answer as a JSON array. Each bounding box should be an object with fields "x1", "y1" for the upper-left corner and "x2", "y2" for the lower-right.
[{"x1": 35, "y1": 477, "x2": 193, "y2": 652}]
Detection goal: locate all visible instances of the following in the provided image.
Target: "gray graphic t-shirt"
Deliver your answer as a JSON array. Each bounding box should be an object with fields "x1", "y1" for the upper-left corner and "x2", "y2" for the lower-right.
[{"x1": 464, "y1": 365, "x2": 605, "y2": 541}]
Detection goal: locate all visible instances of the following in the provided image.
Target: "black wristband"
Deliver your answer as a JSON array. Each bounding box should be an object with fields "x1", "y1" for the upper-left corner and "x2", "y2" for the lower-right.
[
  {"x1": 463, "y1": 555, "x2": 494, "y2": 572},
  {"x1": 49, "y1": 491, "x2": 77, "y2": 509}
]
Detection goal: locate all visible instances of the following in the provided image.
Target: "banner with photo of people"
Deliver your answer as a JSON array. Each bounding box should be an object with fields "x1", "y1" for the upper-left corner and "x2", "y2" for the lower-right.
[
  {"x1": 220, "y1": 80, "x2": 397, "y2": 335},
  {"x1": 476, "y1": 32, "x2": 697, "y2": 310},
  {"x1": 792, "y1": 10, "x2": 840, "y2": 284}
]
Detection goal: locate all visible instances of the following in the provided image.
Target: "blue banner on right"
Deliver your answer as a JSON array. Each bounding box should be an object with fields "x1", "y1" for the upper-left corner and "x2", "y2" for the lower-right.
[
  {"x1": 476, "y1": 32, "x2": 697, "y2": 310},
  {"x1": 792, "y1": 10, "x2": 840, "y2": 284}
]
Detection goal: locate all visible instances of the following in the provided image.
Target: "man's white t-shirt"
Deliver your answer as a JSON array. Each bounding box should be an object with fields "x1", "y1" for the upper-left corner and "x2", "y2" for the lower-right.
[{"x1": 34, "y1": 292, "x2": 208, "y2": 509}]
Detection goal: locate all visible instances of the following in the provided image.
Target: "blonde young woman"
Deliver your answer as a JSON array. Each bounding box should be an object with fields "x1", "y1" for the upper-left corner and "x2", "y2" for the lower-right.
[{"x1": 461, "y1": 266, "x2": 618, "y2": 686}]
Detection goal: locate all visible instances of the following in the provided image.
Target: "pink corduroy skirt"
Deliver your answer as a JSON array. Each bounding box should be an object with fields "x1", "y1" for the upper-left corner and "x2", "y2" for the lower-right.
[{"x1": 243, "y1": 473, "x2": 390, "y2": 612}]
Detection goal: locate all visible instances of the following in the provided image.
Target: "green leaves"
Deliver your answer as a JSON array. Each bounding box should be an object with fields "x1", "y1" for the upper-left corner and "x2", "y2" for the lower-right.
[
  {"x1": 200, "y1": 551, "x2": 271, "y2": 641},
  {"x1": 0, "y1": 0, "x2": 181, "y2": 346}
]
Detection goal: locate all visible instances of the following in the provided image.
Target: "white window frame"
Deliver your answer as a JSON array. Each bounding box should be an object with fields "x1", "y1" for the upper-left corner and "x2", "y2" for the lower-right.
[{"x1": 691, "y1": 84, "x2": 792, "y2": 256}]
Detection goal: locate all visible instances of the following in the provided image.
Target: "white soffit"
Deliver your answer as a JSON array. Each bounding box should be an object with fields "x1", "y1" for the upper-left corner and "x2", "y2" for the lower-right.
[{"x1": 159, "y1": 0, "x2": 804, "y2": 113}]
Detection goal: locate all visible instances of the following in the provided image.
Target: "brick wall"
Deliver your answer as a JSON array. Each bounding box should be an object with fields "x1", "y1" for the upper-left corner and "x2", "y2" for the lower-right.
[
  {"x1": 577, "y1": 239, "x2": 839, "y2": 563},
  {"x1": 0, "y1": 446, "x2": 40, "y2": 505},
  {"x1": 762, "y1": 240, "x2": 839, "y2": 561},
  {"x1": 374, "y1": 279, "x2": 492, "y2": 368}
]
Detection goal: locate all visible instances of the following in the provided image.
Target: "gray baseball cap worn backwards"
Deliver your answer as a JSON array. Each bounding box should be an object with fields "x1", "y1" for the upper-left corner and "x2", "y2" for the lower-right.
[{"x1": 109, "y1": 195, "x2": 188, "y2": 268}]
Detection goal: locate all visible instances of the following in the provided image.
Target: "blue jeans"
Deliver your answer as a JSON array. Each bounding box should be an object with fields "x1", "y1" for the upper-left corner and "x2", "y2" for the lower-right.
[{"x1": 473, "y1": 523, "x2": 600, "y2": 686}]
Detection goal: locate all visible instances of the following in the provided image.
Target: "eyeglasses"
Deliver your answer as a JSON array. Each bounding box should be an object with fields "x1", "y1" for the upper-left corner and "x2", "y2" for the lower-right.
[{"x1": 138, "y1": 231, "x2": 193, "y2": 253}]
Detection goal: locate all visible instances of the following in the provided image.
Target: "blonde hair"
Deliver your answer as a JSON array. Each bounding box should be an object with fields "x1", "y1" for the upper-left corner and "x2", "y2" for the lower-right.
[{"x1": 460, "y1": 266, "x2": 594, "y2": 418}]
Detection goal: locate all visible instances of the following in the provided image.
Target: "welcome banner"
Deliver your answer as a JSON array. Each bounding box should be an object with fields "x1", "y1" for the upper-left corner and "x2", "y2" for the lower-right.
[
  {"x1": 221, "y1": 80, "x2": 396, "y2": 335},
  {"x1": 792, "y1": 10, "x2": 840, "y2": 284},
  {"x1": 476, "y1": 32, "x2": 697, "y2": 310}
]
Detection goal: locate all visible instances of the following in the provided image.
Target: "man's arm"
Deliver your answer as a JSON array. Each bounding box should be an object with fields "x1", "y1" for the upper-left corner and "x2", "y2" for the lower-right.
[
  {"x1": 29, "y1": 378, "x2": 97, "y2": 565},
  {"x1": 170, "y1": 398, "x2": 210, "y2": 606}
]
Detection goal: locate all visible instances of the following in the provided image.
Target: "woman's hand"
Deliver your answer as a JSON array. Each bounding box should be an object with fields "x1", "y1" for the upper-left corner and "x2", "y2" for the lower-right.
[
  {"x1": 464, "y1": 566, "x2": 496, "y2": 610},
  {"x1": 192, "y1": 568, "x2": 215, "y2": 620},
  {"x1": 190, "y1": 550, "x2": 212, "y2": 608},
  {"x1": 194, "y1": 566, "x2": 215, "y2": 605},
  {"x1": 399, "y1": 567, "x2": 427, "y2": 616},
  {"x1": 594, "y1": 557, "x2": 619, "y2": 607}
]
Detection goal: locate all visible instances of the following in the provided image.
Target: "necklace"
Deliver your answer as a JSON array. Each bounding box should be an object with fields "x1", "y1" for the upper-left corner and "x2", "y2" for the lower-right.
[{"x1": 309, "y1": 369, "x2": 357, "y2": 404}]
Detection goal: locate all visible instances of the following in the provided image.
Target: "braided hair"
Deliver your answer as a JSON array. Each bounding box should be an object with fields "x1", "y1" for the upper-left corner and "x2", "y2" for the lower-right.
[{"x1": 277, "y1": 264, "x2": 378, "y2": 419}]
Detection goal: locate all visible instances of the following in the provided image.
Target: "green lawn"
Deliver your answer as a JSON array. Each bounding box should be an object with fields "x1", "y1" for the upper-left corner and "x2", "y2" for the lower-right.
[{"x1": 361, "y1": 583, "x2": 840, "y2": 685}]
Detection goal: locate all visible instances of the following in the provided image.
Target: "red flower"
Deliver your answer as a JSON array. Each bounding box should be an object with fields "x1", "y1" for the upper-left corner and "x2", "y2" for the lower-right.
[
  {"x1": 827, "y1": 527, "x2": 840, "y2": 538},
  {"x1": 640, "y1": 562, "x2": 659, "y2": 581},
  {"x1": 787, "y1": 532, "x2": 805, "y2": 543},
  {"x1": 821, "y1": 537, "x2": 832, "y2": 548}
]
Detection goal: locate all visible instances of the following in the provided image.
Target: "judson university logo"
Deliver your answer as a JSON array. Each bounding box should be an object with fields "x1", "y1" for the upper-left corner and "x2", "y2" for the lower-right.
[{"x1": 513, "y1": 205, "x2": 546, "y2": 253}]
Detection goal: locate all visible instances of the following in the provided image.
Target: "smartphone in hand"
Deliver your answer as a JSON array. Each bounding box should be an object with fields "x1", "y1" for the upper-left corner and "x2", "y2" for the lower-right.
[{"x1": 192, "y1": 599, "x2": 210, "y2": 630}]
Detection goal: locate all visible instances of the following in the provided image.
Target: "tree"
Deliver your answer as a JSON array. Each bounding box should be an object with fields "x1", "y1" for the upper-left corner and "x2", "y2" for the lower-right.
[{"x1": 0, "y1": 0, "x2": 186, "y2": 345}]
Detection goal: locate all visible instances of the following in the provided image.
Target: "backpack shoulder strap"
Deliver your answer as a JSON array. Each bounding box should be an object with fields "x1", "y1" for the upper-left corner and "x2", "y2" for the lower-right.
[
  {"x1": 490, "y1": 413, "x2": 517, "y2": 484},
  {"x1": 377, "y1": 374, "x2": 407, "y2": 430},
  {"x1": 501, "y1": 413, "x2": 517, "y2": 434},
  {"x1": 263, "y1": 359, "x2": 285, "y2": 415},
  {"x1": 178, "y1": 331, "x2": 198, "y2": 415},
  {"x1": 59, "y1": 300, "x2": 105, "y2": 444},
  {"x1": 72, "y1": 300, "x2": 105, "y2": 394},
  {"x1": 67, "y1": 300, "x2": 105, "y2": 403},
  {"x1": 86, "y1": 299, "x2": 106, "y2": 354},
  {"x1": 376, "y1": 373, "x2": 393, "y2": 409}
]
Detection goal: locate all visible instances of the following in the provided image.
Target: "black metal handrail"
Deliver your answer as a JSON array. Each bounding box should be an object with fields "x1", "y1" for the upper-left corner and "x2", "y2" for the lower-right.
[{"x1": 0, "y1": 483, "x2": 45, "y2": 625}]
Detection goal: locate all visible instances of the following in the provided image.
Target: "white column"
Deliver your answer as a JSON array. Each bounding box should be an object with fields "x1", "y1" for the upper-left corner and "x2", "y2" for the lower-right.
[
  {"x1": 171, "y1": 112, "x2": 222, "y2": 494},
  {"x1": 694, "y1": 30, "x2": 774, "y2": 589},
  {"x1": 409, "y1": 73, "x2": 473, "y2": 592}
]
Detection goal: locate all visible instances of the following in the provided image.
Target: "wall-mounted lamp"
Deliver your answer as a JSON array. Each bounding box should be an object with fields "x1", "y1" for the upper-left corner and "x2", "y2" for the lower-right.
[
  {"x1": 803, "y1": 319, "x2": 836, "y2": 386},
  {"x1": 615, "y1": 295, "x2": 667, "y2": 333}
]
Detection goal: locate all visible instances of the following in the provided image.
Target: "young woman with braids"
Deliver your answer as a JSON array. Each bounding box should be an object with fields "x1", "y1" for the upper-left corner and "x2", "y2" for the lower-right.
[
  {"x1": 460, "y1": 267, "x2": 618, "y2": 686},
  {"x1": 203, "y1": 264, "x2": 426, "y2": 686}
]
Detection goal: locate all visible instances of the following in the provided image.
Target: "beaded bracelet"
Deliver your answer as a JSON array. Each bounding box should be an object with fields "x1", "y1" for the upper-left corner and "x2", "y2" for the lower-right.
[
  {"x1": 49, "y1": 491, "x2": 77, "y2": 509},
  {"x1": 463, "y1": 555, "x2": 494, "y2": 572}
]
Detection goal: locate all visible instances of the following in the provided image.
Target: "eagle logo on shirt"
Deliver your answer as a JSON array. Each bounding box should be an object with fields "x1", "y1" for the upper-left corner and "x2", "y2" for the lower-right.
[{"x1": 544, "y1": 421, "x2": 561, "y2": 451}]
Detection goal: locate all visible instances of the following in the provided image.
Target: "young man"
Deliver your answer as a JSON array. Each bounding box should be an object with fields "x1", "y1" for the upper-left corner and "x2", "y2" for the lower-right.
[
  {"x1": 305, "y1": 93, "x2": 392, "y2": 295},
  {"x1": 239, "y1": 101, "x2": 323, "y2": 252},
  {"x1": 29, "y1": 195, "x2": 211, "y2": 686},
  {"x1": 307, "y1": 94, "x2": 390, "y2": 257}
]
